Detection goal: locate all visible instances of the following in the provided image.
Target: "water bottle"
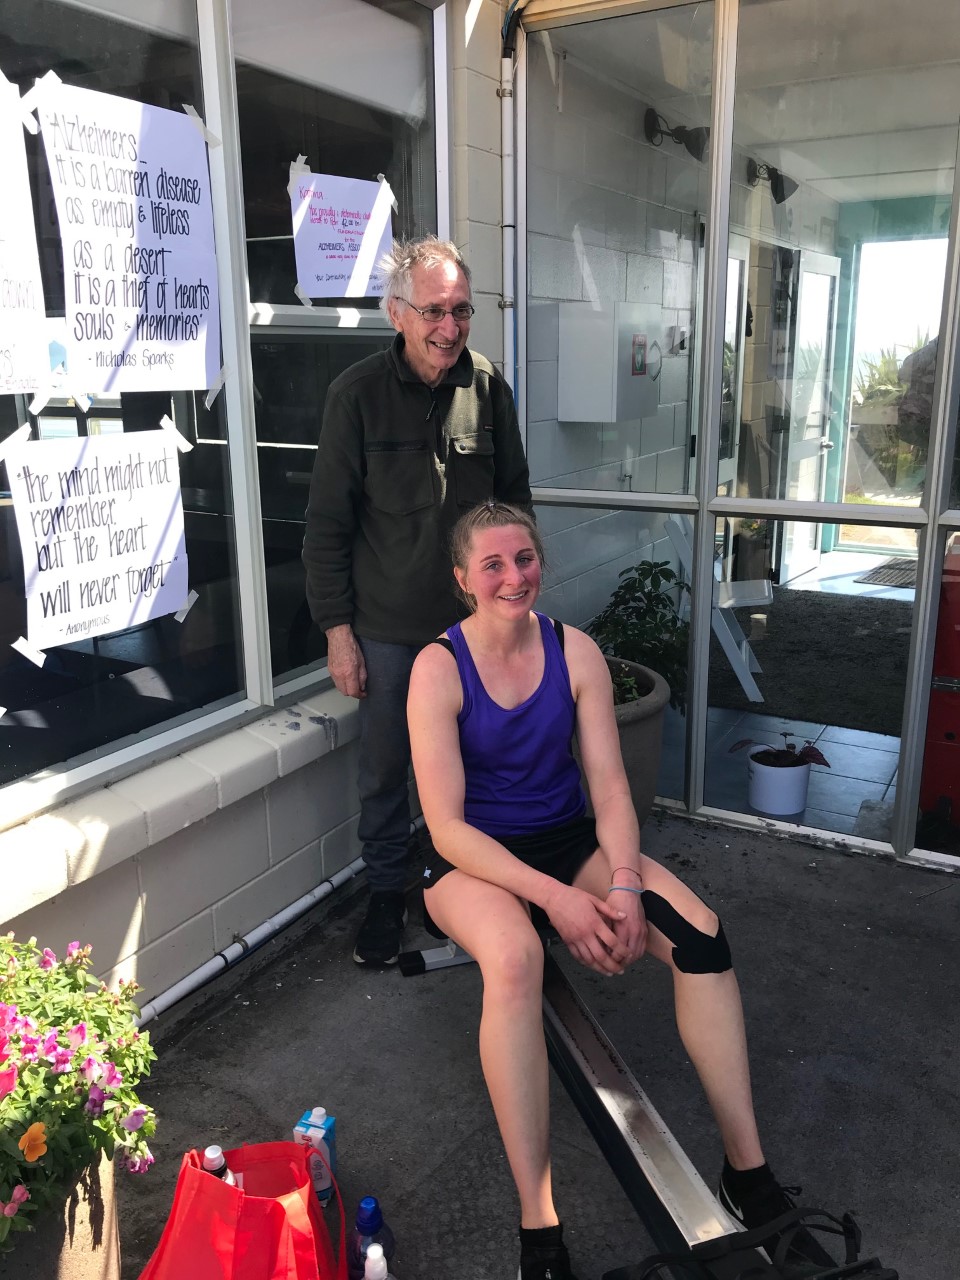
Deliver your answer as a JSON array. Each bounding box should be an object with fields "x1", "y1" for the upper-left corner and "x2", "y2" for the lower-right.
[
  {"x1": 347, "y1": 1196, "x2": 397, "y2": 1280},
  {"x1": 363, "y1": 1243, "x2": 397, "y2": 1280},
  {"x1": 292, "y1": 1106, "x2": 337, "y2": 1206},
  {"x1": 201, "y1": 1144, "x2": 237, "y2": 1186}
]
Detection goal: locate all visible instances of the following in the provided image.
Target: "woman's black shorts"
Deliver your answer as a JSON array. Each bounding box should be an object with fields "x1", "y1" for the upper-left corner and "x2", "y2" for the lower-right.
[{"x1": 422, "y1": 814, "x2": 599, "y2": 892}]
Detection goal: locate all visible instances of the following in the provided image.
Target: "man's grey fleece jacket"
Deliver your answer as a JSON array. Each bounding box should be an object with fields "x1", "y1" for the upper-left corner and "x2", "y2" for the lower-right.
[{"x1": 302, "y1": 335, "x2": 532, "y2": 647}]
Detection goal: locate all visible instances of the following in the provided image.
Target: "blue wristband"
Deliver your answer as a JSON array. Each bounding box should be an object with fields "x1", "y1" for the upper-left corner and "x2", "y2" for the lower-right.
[{"x1": 607, "y1": 885, "x2": 645, "y2": 897}]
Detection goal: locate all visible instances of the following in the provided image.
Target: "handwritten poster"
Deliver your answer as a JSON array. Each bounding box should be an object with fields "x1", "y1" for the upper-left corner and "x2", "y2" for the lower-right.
[
  {"x1": 36, "y1": 81, "x2": 220, "y2": 395},
  {"x1": 6, "y1": 432, "x2": 188, "y2": 650},
  {"x1": 0, "y1": 77, "x2": 47, "y2": 393},
  {"x1": 290, "y1": 172, "x2": 393, "y2": 298}
]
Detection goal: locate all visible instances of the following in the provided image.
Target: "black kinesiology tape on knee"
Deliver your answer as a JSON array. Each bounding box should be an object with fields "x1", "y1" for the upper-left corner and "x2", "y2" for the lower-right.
[{"x1": 640, "y1": 890, "x2": 733, "y2": 974}]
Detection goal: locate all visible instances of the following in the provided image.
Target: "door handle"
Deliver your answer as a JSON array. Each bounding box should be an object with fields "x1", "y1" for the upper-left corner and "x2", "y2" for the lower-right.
[{"x1": 819, "y1": 440, "x2": 835, "y2": 450}]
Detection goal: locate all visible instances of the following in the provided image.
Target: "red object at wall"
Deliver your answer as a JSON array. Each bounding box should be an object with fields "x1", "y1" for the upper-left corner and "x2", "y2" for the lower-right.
[
  {"x1": 138, "y1": 1142, "x2": 346, "y2": 1280},
  {"x1": 919, "y1": 534, "x2": 960, "y2": 828}
]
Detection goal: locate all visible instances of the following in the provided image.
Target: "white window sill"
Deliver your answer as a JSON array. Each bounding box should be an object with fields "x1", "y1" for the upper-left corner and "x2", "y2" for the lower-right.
[{"x1": 1, "y1": 688, "x2": 360, "y2": 923}]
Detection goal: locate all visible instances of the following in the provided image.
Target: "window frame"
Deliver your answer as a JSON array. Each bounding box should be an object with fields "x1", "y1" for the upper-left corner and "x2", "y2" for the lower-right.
[{"x1": 0, "y1": 0, "x2": 447, "y2": 831}]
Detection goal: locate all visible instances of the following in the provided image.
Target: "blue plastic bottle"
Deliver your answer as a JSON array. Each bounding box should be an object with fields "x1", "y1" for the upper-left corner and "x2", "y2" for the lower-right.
[{"x1": 347, "y1": 1196, "x2": 397, "y2": 1280}]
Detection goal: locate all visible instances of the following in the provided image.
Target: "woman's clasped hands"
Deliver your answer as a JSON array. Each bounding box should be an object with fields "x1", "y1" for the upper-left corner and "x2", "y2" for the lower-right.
[{"x1": 541, "y1": 880, "x2": 647, "y2": 976}]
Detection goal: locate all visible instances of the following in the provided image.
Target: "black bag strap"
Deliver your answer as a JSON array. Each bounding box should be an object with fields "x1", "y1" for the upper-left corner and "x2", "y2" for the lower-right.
[{"x1": 693, "y1": 1205, "x2": 861, "y2": 1276}]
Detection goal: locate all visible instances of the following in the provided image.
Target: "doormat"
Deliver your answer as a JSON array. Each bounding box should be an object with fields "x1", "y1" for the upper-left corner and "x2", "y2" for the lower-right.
[
  {"x1": 708, "y1": 587, "x2": 913, "y2": 736},
  {"x1": 854, "y1": 557, "x2": 917, "y2": 588}
]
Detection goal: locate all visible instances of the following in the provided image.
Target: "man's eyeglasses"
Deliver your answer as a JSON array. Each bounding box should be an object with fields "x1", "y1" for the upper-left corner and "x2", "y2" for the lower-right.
[{"x1": 399, "y1": 299, "x2": 475, "y2": 323}]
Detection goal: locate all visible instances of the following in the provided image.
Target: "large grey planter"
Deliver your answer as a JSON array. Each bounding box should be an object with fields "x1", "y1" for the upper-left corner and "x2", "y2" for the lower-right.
[
  {"x1": 608, "y1": 658, "x2": 671, "y2": 827},
  {"x1": 578, "y1": 658, "x2": 671, "y2": 829}
]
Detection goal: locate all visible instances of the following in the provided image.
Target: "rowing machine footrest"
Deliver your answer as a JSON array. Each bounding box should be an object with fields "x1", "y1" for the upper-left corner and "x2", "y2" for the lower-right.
[
  {"x1": 397, "y1": 950, "x2": 425, "y2": 976},
  {"x1": 603, "y1": 1252, "x2": 897, "y2": 1280}
]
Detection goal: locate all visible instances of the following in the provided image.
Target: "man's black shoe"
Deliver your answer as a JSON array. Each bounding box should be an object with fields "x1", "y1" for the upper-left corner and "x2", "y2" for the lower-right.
[
  {"x1": 719, "y1": 1166, "x2": 838, "y2": 1273},
  {"x1": 353, "y1": 890, "x2": 408, "y2": 965}
]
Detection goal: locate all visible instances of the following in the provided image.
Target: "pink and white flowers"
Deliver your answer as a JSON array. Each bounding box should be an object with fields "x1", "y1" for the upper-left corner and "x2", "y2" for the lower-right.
[{"x1": 0, "y1": 934, "x2": 157, "y2": 1250}]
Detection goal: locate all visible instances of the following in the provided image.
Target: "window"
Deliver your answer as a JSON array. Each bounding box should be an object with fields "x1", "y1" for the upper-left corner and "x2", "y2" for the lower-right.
[
  {"x1": 234, "y1": 0, "x2": 437, "y2": 307},
  {"x1": 0, "y1": 0, "x2": 245, "y2": 788},
  {"x1": 232, "y1": 0, "x2": 437, "y2": 680}
]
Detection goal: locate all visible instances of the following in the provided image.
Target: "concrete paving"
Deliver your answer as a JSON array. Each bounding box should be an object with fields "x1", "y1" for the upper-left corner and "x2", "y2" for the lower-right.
[{"x1": 116, "y1": 813, "x2": 960, "y2": 1280}]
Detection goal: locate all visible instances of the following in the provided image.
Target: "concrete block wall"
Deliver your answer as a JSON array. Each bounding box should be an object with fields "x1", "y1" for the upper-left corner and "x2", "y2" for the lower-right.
[
  {"x1": 525, "y1": 39, "x2": 700, "y2": 497},
  {"x1": 450, "y1": 0, "x2": 507, "y2": 368},
  {"x1": 523, "y1": 34, "x2": 698, "y2": 629},
  {"x1": 536, "y1": 503, "x2": 675, "y2": 631},
  {"x1": 0, "y1": 690, "x2": 365, "y2": 1001}
]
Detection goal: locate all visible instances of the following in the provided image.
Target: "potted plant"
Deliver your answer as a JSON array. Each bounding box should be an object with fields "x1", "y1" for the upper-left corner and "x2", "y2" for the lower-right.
[
  {"x1": 586, "y1": 559, "x2": 686, "y2": 824},
  {"x1": 587, "y1": 559, "x2": 690, "y2": 710},
  {"x1": 729, "y1": 734, "x2": 831, "y2": 816},
  {"x1": 0, "y1": 933, "x2": 157, "y2": 1269}
]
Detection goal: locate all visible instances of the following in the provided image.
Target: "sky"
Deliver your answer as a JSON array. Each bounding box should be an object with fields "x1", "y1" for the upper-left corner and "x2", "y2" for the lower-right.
[{"x1": 853, "y1": 238, "x2": 948, "y2": 371}]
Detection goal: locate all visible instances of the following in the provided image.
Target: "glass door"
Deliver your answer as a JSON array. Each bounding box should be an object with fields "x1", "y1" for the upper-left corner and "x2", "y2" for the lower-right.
[{"x1": 781, "y1": 251, "x2": 840, "y2": 582}]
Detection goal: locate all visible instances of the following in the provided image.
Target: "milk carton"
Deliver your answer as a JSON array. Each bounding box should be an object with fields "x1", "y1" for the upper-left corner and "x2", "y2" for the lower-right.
[{"x1": 293, "y1": 1106, "x2": 337, "y2": 1205}]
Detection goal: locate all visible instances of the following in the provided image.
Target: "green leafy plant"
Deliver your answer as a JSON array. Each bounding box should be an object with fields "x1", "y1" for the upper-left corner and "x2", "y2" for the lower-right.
[
  {"x1": 0, "y1": 934, "x2": 157, "y2": 1249},
  {"x1": 729, "y1": 733, "x2": 831, "y2": 769},
  {"x1": 854, "y1": 347, "x2": 904, "y2": 407},
  {"x1": 606, "y1": 663, "x2": 640, "y2": 706},
  {"x1": 587, "y1": 559, "x2": 690, "y2": 710}
]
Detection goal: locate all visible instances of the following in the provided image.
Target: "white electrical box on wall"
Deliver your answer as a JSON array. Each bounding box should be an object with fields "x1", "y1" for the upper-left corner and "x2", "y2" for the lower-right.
[{"x1": 557, "y1": 302, "x2": 664, "y2": 422}]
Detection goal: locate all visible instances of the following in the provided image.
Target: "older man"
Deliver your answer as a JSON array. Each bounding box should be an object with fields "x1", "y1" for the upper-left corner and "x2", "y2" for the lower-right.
[{"x1": 303, "y1": 236, "x2": 532, "y2": 965}]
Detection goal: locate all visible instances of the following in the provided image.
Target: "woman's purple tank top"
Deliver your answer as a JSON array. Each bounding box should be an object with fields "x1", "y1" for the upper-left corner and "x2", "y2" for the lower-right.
[{"x1": 447, "y1": 612, "x2": 586, "y2": 838}]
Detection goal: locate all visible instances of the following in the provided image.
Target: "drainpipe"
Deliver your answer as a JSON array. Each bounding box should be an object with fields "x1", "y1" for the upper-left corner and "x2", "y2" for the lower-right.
[
  {"x1": 135, "y1": 857, "x2": 366, "y2": 1026},
  {"x1": 136, "y1": 819, "x2": 427, "y2": 1026},
  {"x1": 501, "y1": 4, "x2": 524, "y2": 394}
]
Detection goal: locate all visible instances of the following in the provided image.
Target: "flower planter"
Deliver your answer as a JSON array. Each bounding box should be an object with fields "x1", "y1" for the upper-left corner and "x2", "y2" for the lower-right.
[
  {"x1": 576, "y1": 658, "x2": 670, "y2": 827},
  {"x1": 747, "y1": 750, "x2": 811, "y2": 816},
  {"x1": 0, "y1": 1152, "x2": 120, "y2": 1280},
  {"x1": 0, "y1": 937, "x2": 156, "y2": 1277}
]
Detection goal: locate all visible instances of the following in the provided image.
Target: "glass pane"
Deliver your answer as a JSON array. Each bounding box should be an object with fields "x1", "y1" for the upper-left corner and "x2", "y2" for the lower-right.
[
  {"x1": 534, "y1": 502, "x2": 690, "y2": 804},
  {"x1": 0, "y1": 1, "x2": 245, "y2": 788},
  {"x1": 729, "y1": 0, "x2": 960, "y2": 509},
  {"x1": 916, "y1": 531, "x2": 960, "y2": 854},
  {"x1": 705, "y1": 518, "x2": 913, "y2": 840},
  {"x1": 233, "y1": 0, "x2": 436, "y2": 306},
  {"x1": 250, "y1": 331, "x2": 393, "y2": 679},
  {"x1": 526, "y1": 3, "x2": 714, "y2": 494}
]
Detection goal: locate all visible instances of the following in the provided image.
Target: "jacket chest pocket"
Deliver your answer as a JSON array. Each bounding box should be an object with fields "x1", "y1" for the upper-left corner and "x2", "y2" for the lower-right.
[
  {"x1": 450, "y1": 431, "x2": 496, "y2": 508},
  {"x1": 364, "y1": 440, "x2": 434, "y2": 515}
]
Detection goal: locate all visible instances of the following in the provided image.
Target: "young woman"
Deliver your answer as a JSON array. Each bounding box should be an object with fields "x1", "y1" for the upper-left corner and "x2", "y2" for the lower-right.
[{"x1": 407, "y1": 502, "x2": 832, "y2": 1280}]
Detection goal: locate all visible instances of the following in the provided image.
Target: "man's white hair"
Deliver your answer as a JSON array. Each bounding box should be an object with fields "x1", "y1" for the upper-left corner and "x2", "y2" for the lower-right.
[{"x1": 377, "y1": 235, "x2": 472, "y2": 314}]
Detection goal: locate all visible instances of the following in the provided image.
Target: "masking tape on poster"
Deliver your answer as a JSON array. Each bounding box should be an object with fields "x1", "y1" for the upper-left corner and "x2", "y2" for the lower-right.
[
  {"x1": 0, "y1": 424, "x2": 31, "y2": 462},
  {"x1": 174, "y1": 589, "x2": 199, "y2": 623},
  {"x1": 12, "y1": 636, "x2": 47, "y2": 668},
  {"x1": 203, "y1": 364, "x2": 228, "y2": 409},
  {"x1": 159, "y1": 413, "x2": 193, "y2": 453},
  {"x1": 182, "y1": 104, "x2": 221, "y2": 148}
]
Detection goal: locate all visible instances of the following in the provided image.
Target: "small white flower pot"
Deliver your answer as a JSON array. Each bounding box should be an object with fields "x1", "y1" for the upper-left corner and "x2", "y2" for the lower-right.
[{"x1": 747, "y1": 750, "x2": 811, "y2": 816}]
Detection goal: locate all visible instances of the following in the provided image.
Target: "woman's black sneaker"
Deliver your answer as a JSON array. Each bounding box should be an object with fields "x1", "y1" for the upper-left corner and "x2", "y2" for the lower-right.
[
  {"x1": 353, "y1": 890, "x2": 408, "y2": 965},
  {"x1": 718, "y1": 1163, "x2": 838, "y2": 1272},
  {"x1": 518, "y1": 1223, "x2": 579, "y2": 1280}
]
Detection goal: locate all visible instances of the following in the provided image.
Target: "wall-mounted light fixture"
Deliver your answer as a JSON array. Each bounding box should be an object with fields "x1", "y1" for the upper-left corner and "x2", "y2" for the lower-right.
[
  {"x1": 746, "y1": 158, "x2": 799, "y2": 205},
  {"x1": 643, "y1": 107, "x2": 709, "y2": 162}
]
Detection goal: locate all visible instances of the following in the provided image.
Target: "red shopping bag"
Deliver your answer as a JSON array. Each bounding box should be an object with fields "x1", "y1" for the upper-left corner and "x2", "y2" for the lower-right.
[{"x1": 138, "y1": 1141, "x2": 347, "y2": 1280}]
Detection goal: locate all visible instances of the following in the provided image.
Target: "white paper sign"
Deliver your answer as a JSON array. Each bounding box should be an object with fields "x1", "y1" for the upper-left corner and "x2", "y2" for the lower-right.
[
  {"x1": 6, "y1": 432, "x2": 188, "y2": 650},
  {"x1": 36, "y1": 82, "x2": 220, "y2": 395},
  {"x1": 0, "y1": 78, "x2": 48, "y2": 393},
  {"x1": 290, "y1": 172, "x2": 393, "y2": 298}
]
